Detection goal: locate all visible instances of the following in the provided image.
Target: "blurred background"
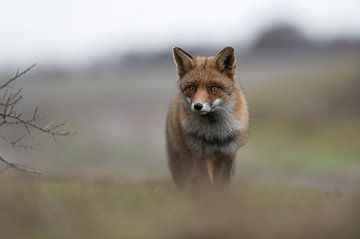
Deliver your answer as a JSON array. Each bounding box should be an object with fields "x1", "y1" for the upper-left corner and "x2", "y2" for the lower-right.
[{"x1": 0, "y1": 1, "x2": 360, "y2": 238}]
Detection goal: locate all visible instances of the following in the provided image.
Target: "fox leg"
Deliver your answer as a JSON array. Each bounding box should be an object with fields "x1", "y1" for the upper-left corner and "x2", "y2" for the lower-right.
[
  {"x1": 206, "y1": 159, "x2": 215, "y2": 185},
  {"x1": 213, "y1": 154, "x2": 235, "y2": 187},
  {"x1": 168, "y1": 156, "x2": 194, "y2": 188},
  {"x1": 191, "y1": 158, "x2": 214, "y2": 187},
  {"x1": 167, "y1": 144, "x2": 194, "y2": 188}
]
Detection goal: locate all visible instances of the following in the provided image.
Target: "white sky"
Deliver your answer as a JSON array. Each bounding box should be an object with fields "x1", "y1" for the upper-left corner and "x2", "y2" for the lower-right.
[{"x1": 1, "y1": 0, "x2": 359, "y2": 66}]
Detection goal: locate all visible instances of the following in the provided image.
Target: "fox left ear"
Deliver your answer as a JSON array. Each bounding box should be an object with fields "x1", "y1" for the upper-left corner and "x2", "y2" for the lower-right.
[
  {"x1": 214, "y1": 47, "x2": 236, "y2": 77},
  {"x1": 173, "y1": 47, "x2": 194, "y2": 78}
]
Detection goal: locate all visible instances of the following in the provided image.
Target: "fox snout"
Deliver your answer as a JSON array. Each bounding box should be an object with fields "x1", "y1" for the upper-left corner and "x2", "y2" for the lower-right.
[
  {"x1": 193, "y1": 103, "x2": 203, "y2": 111},
  {"x1": 189, "y1": 89, "x2": 213, "y2": 114},
  {"x1": 191, "y1": 102, "x2": 212, "y2": 114},
  {"x1": 190, "y1": 99, "x2": 222, "y2": 114}
]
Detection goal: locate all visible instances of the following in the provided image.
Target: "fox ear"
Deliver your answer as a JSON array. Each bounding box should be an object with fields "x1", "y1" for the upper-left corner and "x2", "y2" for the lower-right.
[
  {"x1": 215, "y1": 47, "x2": 236, "y2": 77},
  {"x1": 173, "y1": 47, "x2": 194, "y2": 78}
]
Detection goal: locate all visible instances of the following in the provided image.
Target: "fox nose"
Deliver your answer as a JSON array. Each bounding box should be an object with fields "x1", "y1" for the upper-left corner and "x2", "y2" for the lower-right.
[{"x1": 194, "y1": 103, "x2": 203, "y2": 111}]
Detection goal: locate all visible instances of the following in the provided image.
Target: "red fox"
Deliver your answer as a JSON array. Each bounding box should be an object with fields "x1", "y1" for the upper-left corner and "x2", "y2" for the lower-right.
[{"x1": 166, "y1": 47, "x2": 249, "y2": 188}]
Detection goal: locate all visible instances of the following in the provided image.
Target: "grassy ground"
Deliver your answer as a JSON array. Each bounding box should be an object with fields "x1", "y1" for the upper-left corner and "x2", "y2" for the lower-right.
[{"x1": 0, "y1": 175, "x2": 359, "y2": 239}]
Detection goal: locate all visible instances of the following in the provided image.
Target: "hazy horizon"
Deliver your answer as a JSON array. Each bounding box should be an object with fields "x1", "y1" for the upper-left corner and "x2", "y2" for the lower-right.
[{"x1": 1, "y1": 0, "x2": 360, "y2": 67}]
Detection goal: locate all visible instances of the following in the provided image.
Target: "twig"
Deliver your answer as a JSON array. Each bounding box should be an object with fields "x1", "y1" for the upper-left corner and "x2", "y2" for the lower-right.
[
  {"x1": 0, "y1": 64, "x2": 36, "y2": 91},
  {"x1": 0, "y1": 155, "x2": 41, "y2": 174}
]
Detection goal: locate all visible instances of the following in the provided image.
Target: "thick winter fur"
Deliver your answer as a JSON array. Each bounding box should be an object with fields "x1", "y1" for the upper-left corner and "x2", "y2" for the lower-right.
[{"x1": 166, "y1": 47, "x2": 249, "y2": 188}]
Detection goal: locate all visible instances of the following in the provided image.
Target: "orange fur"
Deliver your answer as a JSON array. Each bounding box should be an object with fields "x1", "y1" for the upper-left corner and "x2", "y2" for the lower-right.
[{"x1": 166, "y1": 47, "x2": 249, "y2": 188}]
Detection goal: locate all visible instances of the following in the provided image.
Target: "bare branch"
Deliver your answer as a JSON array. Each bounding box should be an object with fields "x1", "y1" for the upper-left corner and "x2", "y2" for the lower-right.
[
  {"x1": 0, "y1": 111, "x2": 74, "y2": 137},
  {"x1": 0, "y1": 64, "x2": 36, "y2": 91},
  {"x1": 0, "y1": 64, "x2": 73, "y2": 175},
  {"x1": 32, "y1": 107, "x2": 38, "y2": 121},
  {"x1": 0, "y1": 133, "x2": 41, "y2": 150},
  {"x1": 0, "y1": 155, "x2": 41, "y2": 174}
]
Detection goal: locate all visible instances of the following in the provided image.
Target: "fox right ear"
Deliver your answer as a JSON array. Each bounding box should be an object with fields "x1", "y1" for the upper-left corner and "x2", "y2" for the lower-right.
[
  {"x1": 215, "y1": 47, "x2": 236, "y2": 78},
  {"x1": 173, "y1": 47, "x2": 194, "y2": 78}
]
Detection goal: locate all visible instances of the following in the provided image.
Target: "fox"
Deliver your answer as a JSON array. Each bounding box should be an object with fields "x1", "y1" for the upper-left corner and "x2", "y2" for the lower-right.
[{"x1": 166, "y1": 46, "x2": 249, "y2": 188}]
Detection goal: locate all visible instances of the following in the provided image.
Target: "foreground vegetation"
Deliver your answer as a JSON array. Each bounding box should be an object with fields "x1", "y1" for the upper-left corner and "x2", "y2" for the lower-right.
[{"x1": 0, "y1": 175, "x2": 359, "y2": 239}]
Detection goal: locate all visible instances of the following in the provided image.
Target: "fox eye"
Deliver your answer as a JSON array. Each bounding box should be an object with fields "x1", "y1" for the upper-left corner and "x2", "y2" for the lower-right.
[
  {"x1": 210, "y1": 85, "x2": 220, "y2": 92},
  {"x1": 186, "y1": 85, "x2": 197, "y2": 92}
]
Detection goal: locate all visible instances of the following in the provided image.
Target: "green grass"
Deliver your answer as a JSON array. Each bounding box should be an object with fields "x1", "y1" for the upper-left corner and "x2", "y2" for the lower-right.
[{"x1": 238, "y1": 118, "x2": 360, "y2": 182}]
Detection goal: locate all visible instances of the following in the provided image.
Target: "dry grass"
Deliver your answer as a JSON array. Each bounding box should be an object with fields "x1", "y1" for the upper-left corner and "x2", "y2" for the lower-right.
[{"x1": 0, "y1": 175, "x2": 359, "y2": 239}]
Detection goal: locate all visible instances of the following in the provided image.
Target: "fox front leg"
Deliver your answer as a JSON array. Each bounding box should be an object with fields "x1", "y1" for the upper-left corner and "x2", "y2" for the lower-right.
[
  {"x1": 191, "y1": 157, "x2": 214, "y2": 187},
  {"x1": 213, "y1": 154, "x2": 236, "y2": 187},
  {"x1": 167, "y1": 144, "x2": 194, "y2": 188}
]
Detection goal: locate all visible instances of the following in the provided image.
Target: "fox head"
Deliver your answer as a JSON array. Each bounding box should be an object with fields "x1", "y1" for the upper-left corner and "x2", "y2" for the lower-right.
[{"x1": 173, "y1": 47, "x2": 238, "y2": 115}]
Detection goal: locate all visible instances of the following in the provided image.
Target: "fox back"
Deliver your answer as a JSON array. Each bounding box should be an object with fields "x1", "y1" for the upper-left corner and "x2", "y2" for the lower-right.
[{"x1": 166, "y1": 47, "x2": 249, "y2": 188}]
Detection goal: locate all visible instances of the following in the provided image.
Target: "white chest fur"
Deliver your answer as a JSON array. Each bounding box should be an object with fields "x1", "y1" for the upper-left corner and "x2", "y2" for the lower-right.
[{"x1": 181, "y1": 108, "x2": 243, "y2": 157}]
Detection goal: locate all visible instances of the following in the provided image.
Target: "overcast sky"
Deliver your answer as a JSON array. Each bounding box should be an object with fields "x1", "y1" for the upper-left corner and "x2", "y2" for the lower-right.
[{"x1": 1, "y1": 0, "x2": 359, "y2": 66}]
